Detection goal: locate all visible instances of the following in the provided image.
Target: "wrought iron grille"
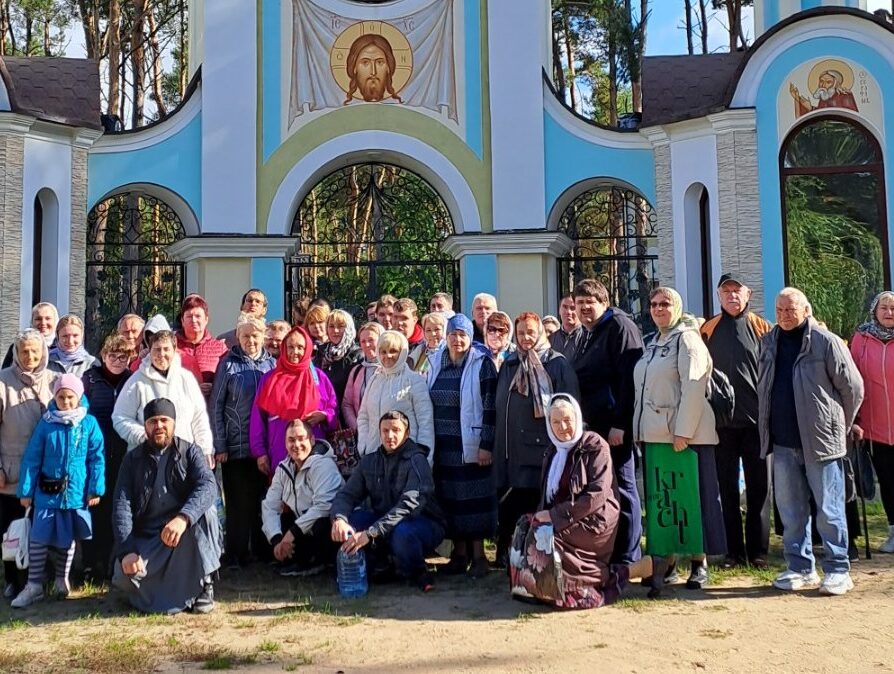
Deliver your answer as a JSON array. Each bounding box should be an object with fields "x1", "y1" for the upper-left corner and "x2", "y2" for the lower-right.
[
  {"x1": 85, "y1": 193, "x2": 186, "y2": 352},
  {"x1": 557, "y1": 186, "x2": 659, "y2": 331},
  {"x1": 288, "y1": 163, "x2": 460, "y2": 321}
]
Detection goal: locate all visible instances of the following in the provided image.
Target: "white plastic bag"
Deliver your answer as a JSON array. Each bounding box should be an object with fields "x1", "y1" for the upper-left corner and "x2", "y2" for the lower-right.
[{"x1": 2, "y1": 509, "x2": 30, "y2": 569}]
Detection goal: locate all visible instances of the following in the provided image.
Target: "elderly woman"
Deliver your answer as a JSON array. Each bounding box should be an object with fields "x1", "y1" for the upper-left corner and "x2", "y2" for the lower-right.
[
  {"x1": 484, "y1": 311, "x2": 515, "y2": 370},
  {"x1": 509, "y1": 395, "x2": 649, "y2": 609},
  {"x1": 80, "y1": 334, "x2": 133, "y2": 582},
  {"x1": 0, "y1": 329, "x2": 58, "y2": 598},
  {"x1": 851, "y1": 290, "x2": 894, "y2": 553},
  {"x1": 357, "y1": 331, "x2": 434, "y2": 460},
  {"x1": 250, "y1": 326, "x2": 337, "y2": 478},
  {"x1": 113, "y1": 330, "x2": 214, "y2": 461},
  {"x1": 48, "y1": 314, "x2": 96, "y2": 377},
  {"x1": 494, "y1": 312, "x2": 580, "y2": 566},
  {"x1": 342, "y1": 322, "x2": 384, "y2": 431},
  {"x1": 212, "y1": 314, "x2": 276, "y2": 568},
  {"x1": 633, "y1": 288, "x2": 726, "y2": 597},
  {"x1": 427, "y1": 314, "x2": 498, "y2": 579},
  {"x1": 175, "y1": 294, "x2": 228, "y2": 400},
  {"x1": 303, "y1": 304, "x2": 330, "y2": 360},
  {"x1": 2, "y1": 302, "x2": 58, "y2": 369},
  {"x1": 314, "y1": 309, "x2": 362, "y2": 412},
  {"x1": 413, "y1": 312, "x2": 446, "y2": 375}
]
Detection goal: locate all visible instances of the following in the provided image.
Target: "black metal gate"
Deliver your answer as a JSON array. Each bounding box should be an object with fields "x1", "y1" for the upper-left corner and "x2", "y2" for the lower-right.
[
  {"x1": 557, "y1": 185, "x2": 659, "y2": 330},
  {"x1": 85, "y1": 192, "x2": 186, "y2": 352},
  {"x1": 287, "y1": 163, "x2": 460, "y2": 321}
]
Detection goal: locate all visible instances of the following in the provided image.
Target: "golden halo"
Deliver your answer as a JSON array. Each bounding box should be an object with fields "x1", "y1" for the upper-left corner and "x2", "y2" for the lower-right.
[
  {"x1": 330, "y1": 21, "x2": 413, "y2": 100},
  {"x1": 807, "y1": 59, "x2": 855, "y2": 93}
]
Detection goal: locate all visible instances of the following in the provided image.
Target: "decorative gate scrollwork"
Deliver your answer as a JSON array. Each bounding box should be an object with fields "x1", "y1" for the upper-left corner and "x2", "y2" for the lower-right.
[
  {"x1": 85, "y1": 193, "x2": 186, "y2": 352},
  {"x1": 557, "y1": 185, "x2": 659, "y2": 331},
  {"x1": 287, "y1": 163, "x2": 460, "y2": 321}
]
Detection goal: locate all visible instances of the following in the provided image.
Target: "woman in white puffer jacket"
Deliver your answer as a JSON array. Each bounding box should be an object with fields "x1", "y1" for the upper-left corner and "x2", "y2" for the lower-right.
[
  {"x1": 112, "y1": 330, "x2": 213, "y2": 458},
  {"x1": 357, "y1": 331, "x2": 435, "y2": 462}
]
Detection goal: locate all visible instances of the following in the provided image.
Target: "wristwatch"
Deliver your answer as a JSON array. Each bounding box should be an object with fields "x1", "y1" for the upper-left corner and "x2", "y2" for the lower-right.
[{"x1": 365, "y1": 527, "x2": 379, "y2": 540}]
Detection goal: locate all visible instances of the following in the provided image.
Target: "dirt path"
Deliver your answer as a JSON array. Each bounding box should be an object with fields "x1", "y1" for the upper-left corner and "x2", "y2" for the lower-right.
[{"x1": 2, "y1": 557, "x2": 893, "y2": 673}]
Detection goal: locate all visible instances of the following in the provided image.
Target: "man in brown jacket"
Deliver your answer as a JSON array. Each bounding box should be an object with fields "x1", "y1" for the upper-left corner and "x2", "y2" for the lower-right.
[{"x1": 701, "y1": 274, "x2": 772, "y2": 569}]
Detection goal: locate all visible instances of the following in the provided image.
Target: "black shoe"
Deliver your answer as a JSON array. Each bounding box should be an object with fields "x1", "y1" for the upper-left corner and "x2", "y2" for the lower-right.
[
  {"x1": 648, "y1": 556, "x2": 668, "y2": 599},
  {"x1": 721, "y1": 555, "x2": 744, "y2": 569},
  {"x1": 686, "y1": 563, "x2": 708, "y2": 590},
  {"x1": 848, "y1": 542, "x2": 859, "y2": 562},
  {"x1": 749, "y1": 557, "x2": 769, "y2": 570},
  {"x1": 440, "y1": 556, "x2": 469, "y2": 575},
  {"x1": 192, "y1": 582, "x2": 214, "y2": 614},
  {"x1": 467, "y1": 558, "x2": 490, "y2": 579},
  {"x1": 641, "y1": 559, "x2": 678, "y2": 586},
  {"x1": 415, "y1": 571, "x2": 435, "y2": 593}
]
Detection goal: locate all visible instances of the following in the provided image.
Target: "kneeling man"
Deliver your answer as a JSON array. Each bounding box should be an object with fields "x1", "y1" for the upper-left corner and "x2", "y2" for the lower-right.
[
  {"x1": 263, "y1": 419, "x2": 344, "y2": 576},
  {"x1": 330, "y1": 411, "x2": 445, "y2": 591},
  {"x1": 112, "y1": 398, "x2": 221, "y2": 613}
]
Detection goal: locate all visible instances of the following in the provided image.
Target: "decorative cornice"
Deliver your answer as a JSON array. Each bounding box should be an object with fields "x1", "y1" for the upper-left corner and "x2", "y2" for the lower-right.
[
  {"x1": 639, "y1": 126, "x2": 669, "y2": 147},
  {"x1": 168, "y1": 235, "x2": 299, "y2": 261},
  {"x1": 443, "y1": 231, "x2": 574, "y2": 258},
  {"x1": 0, "y1": 112, "x2": 34, "y2": 134},
  {"x1": 707, "y1": 109, "x2": 757, "y2": 134}
]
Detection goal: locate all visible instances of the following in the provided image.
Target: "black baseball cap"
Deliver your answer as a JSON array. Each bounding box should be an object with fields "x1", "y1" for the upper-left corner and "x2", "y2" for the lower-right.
[{"x1": 717, "y1": 273, "x2": 745, "y2": 288}]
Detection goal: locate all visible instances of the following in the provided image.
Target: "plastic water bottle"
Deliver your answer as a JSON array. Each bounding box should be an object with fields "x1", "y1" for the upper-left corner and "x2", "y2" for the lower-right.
[{"x1": 337, "y1": 535, "x2": 368, "y2": 598}]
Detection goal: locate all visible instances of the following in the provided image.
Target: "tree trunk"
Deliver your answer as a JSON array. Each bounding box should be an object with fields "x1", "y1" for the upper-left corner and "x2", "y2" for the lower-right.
[
  {"x1": 552, "y1": 18, "x2": 567, "y2": 100},
  {"x1": 179, "y1": 0, "x2": 187, "y2": 95},
  {"x1": 562, "y1": 13, "x2": 578, "y2": 112},
  {"x1": 131, "y1": 0, "x2": 148, "y2": 128},
  {"x1": 147, "y1": 9, "x2": 168, "y2": 118},
  {"x1": 684, "y1": 0, "x2": 693, "y2": 55},
  {"x1": 698, "y1": 0, "x2": 708, "y2": 54},
  {"x1": 108, "y1": 0, "x2": 121, "y2": 117},
  {"x1": 43, "y1": 19, "x2": 50, "y2": 55},
  {"x1": 608, "y1": 35, "x2": 618, "y2": 126}
]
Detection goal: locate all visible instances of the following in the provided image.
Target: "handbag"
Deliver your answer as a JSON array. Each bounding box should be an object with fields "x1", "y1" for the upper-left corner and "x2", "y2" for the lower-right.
[
  {"x1": 39, "y1": 473, "x2": 68, "y2": 495},
  {"x1": 329, "y1": 427, "x2": 360, "y2": 478},
  {"x1": 2, "y1": 508, "x2": 31, "y2": 570}
]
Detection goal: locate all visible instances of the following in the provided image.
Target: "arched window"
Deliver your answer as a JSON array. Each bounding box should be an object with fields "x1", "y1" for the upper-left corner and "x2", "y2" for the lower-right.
[
  {"x1": 781, "y1": 117, "x2": 889, "y2": 336},
  {"x1": 33, "y1": 189, "x2": 60, "y2": 308},
  {"x1": 683, "y1": 183, "x2": 713, "y2": 317},
  {"x1": 556, "y1": 185, "x2": 658, "y2": 329},
  {"x1": 287, "y1": 163, "x2": 459, "y2": 320},
  {"x1": 85, "y1": 193, "x2": 186, "y2": 351}
]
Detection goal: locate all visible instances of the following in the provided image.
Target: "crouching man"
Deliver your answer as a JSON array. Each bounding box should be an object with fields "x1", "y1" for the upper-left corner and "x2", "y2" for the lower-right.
[
  {"x1": 112, "y1": 398, "x2": 221, "y2": 613},
  {"x1": 330, "y1": 411, "x2": 445, "y2": 592},
  {"x1": 263, "y1": 419, "x2": 344, "y2": 576}
]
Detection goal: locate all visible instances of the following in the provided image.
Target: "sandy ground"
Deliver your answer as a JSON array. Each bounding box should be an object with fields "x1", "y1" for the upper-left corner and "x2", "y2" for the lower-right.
[{"x1": 1, "y1": 554, "x2": 893, "y2": 674}]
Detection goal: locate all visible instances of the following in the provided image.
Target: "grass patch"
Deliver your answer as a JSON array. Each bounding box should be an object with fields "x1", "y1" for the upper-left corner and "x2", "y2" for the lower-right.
[
  {"x1": 0, "y1": 618, "x2": 31, "y2": 631},
  {"x1": 611, "y1": 598, "x2": 656, "y2": 613},
  {"x1": 0, "y1": 649, "x2": 28, "y2": 672},
  {"x1": 257, "y1": 640, "x2": 281, "y2": 653},
  {"x1": 64, "y1": 636, "x2": 157, "y2": 673},
  {"x1": 700, "y1": 628, "x2": 732, "y2": 639},
  {"x1": 516, "y1": 611, "x2": 541, "y2": 623},
  {"x1": 271, "y1": 599, "x2": 364, "y2": 627},
  {"x1": 707, "y1": 564, "x2": 781, "y2": 586},
  {"x1": 201, "y1": 651, "x2": 259, "y2": 670},
  {"x1": 282, "y1": 652, "x2": 314, "y2": 669}
]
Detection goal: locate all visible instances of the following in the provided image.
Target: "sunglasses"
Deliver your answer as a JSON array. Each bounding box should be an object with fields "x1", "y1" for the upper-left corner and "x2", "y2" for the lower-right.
[
  {"x1": 650, "y1": 301, "x2": 672, "y2": 310},
  {"x1": 487, "y1": 326, "x2": 508, "y2": 335}
]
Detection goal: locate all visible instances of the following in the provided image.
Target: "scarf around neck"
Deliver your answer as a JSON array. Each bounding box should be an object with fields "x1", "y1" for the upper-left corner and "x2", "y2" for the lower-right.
[
  {"x1": 509, "y1": 321, "x2": 553, "y2": 418},
  {"x1": 653, "y1": 287, "x2": 684, "y2": 335},
  {"x1": 49, "y1": 344, "x2": 90, "y2": 370},
  {"x1": 544, "y1": 394, "x2": 584, "y2": 504},
  {"x1": 255, "y1": 326, "x2": 321, "y2": 421},
  {"x1": 322, "y1": 310, "x2": 357, "y2": 367},
  {"x1": 44, "y1": 404, "x2": 87, "y2": 427},
  {"x1": 376, "y1": 331, "x2": 409, "y2": 377},
  {"x1": 857, "y1": 291, "x2": 894, "y2": 342}
]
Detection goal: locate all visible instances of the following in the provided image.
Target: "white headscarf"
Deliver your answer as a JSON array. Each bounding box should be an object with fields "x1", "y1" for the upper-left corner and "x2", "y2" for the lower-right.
[{"x1": 544, "y1": 394, "x2": 584, "y2": 504}]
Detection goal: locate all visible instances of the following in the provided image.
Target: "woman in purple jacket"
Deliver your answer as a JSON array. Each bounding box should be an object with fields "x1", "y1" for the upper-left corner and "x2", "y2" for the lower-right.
[{"x1": 249, "y1": 326, "x2": 337, "y2": 478}]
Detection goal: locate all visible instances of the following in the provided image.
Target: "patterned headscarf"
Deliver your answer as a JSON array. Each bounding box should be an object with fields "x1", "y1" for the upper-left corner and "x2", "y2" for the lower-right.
[
  {"x1": 857, "y1": 291, "x2": 894, "y2": 342},
  {"x1": 652, "y1": 287, "x2": 684, "y2": 335},
  {"x1": 321, "y1": 309, "x2": 357, "y2": 367}
]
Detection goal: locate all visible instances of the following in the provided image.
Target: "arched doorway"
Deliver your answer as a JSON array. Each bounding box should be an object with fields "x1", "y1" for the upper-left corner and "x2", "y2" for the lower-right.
[
  {"x1": 287, "y1": 163, "x2": 460, "y2": 319},
  {"x1": 556, "y1": 185, "x2": 659, "y2": 330},
  {"x1": 85, "y1": 192, "x2": 186, "y2": 351},
  {"x1": 781, "y1": 116, "x2": 889, "y2": 337}
]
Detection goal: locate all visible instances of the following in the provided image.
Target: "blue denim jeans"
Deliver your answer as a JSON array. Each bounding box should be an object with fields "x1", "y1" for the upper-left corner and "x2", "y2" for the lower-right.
[
  {"x1": 348, "y1": 510, "x2": 445, "y2": 579},
  {"x1": 772, "y1": 445, "x2": 849, "y2": 574}
]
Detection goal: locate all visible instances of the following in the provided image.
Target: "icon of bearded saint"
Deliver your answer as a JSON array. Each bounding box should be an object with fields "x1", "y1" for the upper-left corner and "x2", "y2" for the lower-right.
[
  {"x1": 343, "y1": 34, "x2": 403, "y2": 105},
  {"x1": 789, "y1": 69, "x2": 859, "y2": 118}
]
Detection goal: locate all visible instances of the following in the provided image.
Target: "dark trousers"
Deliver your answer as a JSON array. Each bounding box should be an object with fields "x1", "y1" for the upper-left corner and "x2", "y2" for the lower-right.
[
  {"x1": 348, "y1": 510, "x2": 444, "y2": 579},
  {"x1": 82, "y1": 444, "x2": 127, "y2": 580},
  {"x1": 715, "y1": 427, "x2": 770, "y2": 562},
  {"x1": 221, "y1": 458, "x2": 269, "y2": 563},
  {"x1": 610, "y1": 442, "x2": 643, "y2": 565},
  {"x1": 279, "y1": 512, "x2": 335, "y2": 566},
  {"x1": 0, "y1": 494, "x2": 26, "y2": 588},
  {"x1": 496, "y1": 487, "x2": 541, "y2": 558},
  {"x1": 870, "y1": 441, "x2": 894, "y2": 525}
]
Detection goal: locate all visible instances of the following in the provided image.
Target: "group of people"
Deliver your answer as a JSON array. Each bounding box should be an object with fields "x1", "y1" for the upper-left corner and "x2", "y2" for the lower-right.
[{"x1": 0, "y1": 272, "x2": 890, "y2": 614}]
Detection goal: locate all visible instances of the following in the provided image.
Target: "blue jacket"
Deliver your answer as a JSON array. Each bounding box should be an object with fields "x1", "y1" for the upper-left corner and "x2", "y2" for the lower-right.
[
  {"x1": 17, "y1": 398, "x2": 105, "y2": 510},
  {"x1": 210, "y1": 346, "x2": 276, "y2": 460}
]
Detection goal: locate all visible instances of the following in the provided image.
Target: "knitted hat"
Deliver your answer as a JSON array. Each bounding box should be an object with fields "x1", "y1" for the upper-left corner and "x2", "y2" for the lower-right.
[
  {"x1": 446, "y1": 313, "x2": 474, "y2": 338},
  {"x1": 53, "y1": 373, "x2": 84, "y2": 399}
]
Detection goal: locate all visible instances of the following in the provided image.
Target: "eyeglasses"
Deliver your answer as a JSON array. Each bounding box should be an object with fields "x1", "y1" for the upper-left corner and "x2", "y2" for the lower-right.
[
  {"x1": 487, "y1": 326, "x2": 508, "y2": 335},
  {"x1": 650, "y1": 301, "x2": 672, "y2": 310},
  {"x1": 105, "y1": 353, "x2": 130, "y2": 363}
]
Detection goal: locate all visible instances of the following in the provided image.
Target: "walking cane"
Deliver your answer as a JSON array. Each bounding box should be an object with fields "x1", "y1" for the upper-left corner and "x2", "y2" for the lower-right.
[{"x1": 855, "y1": 437, "x2": 872, "y2": 560}]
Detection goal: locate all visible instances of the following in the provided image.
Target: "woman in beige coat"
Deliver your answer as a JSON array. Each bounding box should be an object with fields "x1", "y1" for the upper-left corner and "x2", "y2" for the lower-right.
[
  {"x1": 633, "y1": 287, "x2": 726, "y2": 597},
  {"x1": 0, "y1": 329, "x2": 59, "y2": 598}
]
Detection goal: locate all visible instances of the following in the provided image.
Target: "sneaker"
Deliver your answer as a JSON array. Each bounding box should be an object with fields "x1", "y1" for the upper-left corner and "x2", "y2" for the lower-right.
[
  {"x1": 287, "y1": 563, "x2": 326, "y2": 578},
  {"x1": 641, "y1": 560, "x2": 679, "y2": 587},
  {"x1": 879, "y1": 526, "x2": 894, "y2": 554},
  {"x1": 819, "y1": 572, "x2": 854, "y2": 596},
  {"x1": 192, "y1": 582, "x2": 214, "y2": 614},
  {"x1": 749, "y1": 557, "x2": 769, "y2": 570},
  {"x1": 53, "y1": 578, "x2": 71, "y2": 598},
  {"x1": 772, "y1": 569, "x2": 821, "y2": 591},
  {"x1": 685, "y1": 563, "x2": 708, "y2": 590},
  {"x1": 11, "y1": 583, "x2": 44, "y2": 609}
]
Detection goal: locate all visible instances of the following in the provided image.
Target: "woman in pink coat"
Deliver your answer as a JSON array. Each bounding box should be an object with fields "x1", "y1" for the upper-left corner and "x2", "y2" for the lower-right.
[
  {"x1": 250, "y1": 327, "x2": 337, "y2": 478},
  {"x1": 851, "y1": 290, "x2": 894, "y2": 553}
]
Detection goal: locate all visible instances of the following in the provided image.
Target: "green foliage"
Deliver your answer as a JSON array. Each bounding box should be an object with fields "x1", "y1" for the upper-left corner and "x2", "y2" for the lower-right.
[{"x1": 3, "y1": 0, "x2": 71, "y2": 56}]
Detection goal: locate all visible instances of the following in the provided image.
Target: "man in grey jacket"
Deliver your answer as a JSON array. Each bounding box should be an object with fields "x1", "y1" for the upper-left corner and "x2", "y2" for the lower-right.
[{"x1": 758, "y1": 287, "x2": 864, "y2": 596}]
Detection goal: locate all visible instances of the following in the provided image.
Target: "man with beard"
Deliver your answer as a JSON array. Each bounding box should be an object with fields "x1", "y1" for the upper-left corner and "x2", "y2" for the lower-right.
[
  {"x1": 344, "y1": 34, "x2": 403, "y2": 105},
  {"x1": 112, "y1": 398, "x2": 221, "y2": 614},
  {"x1": 790, "y1": 69, "x2": 858, "y2": 116}
]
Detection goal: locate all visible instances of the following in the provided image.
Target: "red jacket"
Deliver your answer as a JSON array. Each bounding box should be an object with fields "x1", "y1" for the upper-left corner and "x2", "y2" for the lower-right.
[
  {"x1": 175, "y1": 330, "x2": 228, "y2": 389},
  {"x1": 851, "y1": 330, "x2": 894, "y2": 445}
]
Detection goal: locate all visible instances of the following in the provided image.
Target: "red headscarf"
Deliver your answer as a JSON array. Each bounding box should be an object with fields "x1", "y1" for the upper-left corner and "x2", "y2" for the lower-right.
[{"x1": 254, "y1": 326, "x2": 320, "y2": 421}]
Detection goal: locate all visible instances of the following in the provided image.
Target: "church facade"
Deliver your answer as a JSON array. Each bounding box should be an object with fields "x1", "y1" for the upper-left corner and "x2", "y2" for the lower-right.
[{"x1": 1, "y1": 0, "x2": 890, "y2": 344}]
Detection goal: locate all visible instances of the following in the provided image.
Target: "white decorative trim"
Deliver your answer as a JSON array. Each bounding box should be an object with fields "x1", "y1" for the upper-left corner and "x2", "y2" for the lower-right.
[
  {"x1": 168, "y1": 236, "x2": 299, "y2": 261},
  {"x1": 543, "y1": 81, "x2": 653, "y2": 150},
  {"x1": 707, "y1": 109, "x2": 758, "y2": 134},
  {"x1": 639, "y1": 126, "x2": 670, "y2": 147},
  {"x1": 72, "y1": 129, "x2": 104, "y2": 150},
  {"x1": 732, "y1": 16, "x2": 894, "y2": 107},
  {"x1": 0, "y1": 113, "x2": 34, "y2": 134},
  {"x1": 90, "y1": 88, "x2": 202, "y2": 154},
  {"x1": 442, "y1": 231, "x2": 573, "y2": 258},
  {"x1": 266, "y1": 131, "x2": 482, "y2": 235}
]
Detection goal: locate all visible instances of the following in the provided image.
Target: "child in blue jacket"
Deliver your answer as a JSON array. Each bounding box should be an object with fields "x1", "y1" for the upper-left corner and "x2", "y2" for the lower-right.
[{"x1": 12, "y1": 374, "x2": 104, "y2": 608}]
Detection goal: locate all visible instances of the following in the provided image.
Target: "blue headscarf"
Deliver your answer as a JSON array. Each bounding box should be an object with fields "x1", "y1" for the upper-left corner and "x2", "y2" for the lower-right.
[{"x1": 446, "y1": 313, "x2": 474, "y2": 339}]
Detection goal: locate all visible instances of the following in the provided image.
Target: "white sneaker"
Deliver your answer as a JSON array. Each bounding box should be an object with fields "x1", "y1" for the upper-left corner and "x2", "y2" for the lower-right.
[
  {"x1": 819, "y1": 572, "x2": 854, "y2": 596},
  {"x1": 11, "y1": 583, "x2": 44, "y2": 608},
  {"x1": 772, "y1": 569, "x2": 821, "y2": 591},
  {"x1": 879, "y1": 526, "x2": 894, "y2": 554}
]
